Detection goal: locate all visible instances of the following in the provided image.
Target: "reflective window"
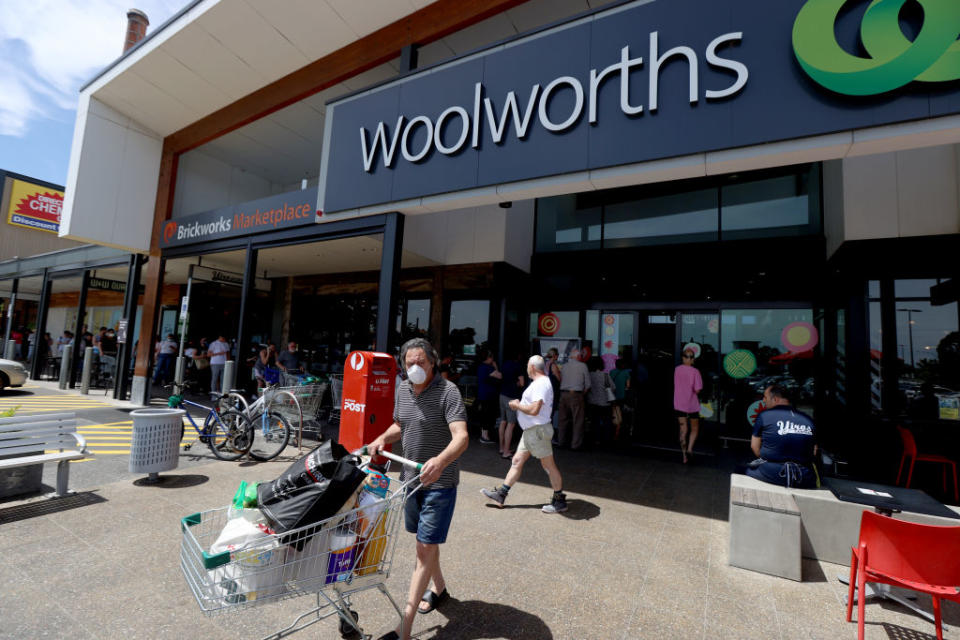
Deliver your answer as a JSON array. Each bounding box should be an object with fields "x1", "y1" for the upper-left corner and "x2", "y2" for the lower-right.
[
  {"x1": 895, "y1": 279, "x2": 937, "y2": 299},
  {"x1": 720, "y1": 172, "x2": 819, "y2": 240},
  {"x1": 535, "y1": 195, "x2": 601, "y2": 252},
  {"x1": 604, "y1": 189, "x2": 718, "y2": 248},
  {"x1": 719, "y1": 309, "x2": 817, "y2": 424},
  {"x1": 896, "y1": 300, "x2": 960, "y2": 420},
  {"x1": 534, "y1": 165, "x2": 820, "y2": 253},
  {"x1": 449, "y1": 300, "x2": 489, "y2": 356}
]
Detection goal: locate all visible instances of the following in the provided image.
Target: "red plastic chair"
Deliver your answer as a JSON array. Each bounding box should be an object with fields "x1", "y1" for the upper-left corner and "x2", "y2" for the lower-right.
[
  {"x1": 847, "y1": 511, "x2": 960, "y2": 640},
  {"x1": 896, "y1": 426, "x2": 958, "y2": 503}
]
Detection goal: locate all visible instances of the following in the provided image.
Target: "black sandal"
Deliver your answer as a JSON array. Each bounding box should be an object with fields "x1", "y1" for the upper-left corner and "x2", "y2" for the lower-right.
[
  {"x1": 376, "y1": 632, "x2": 399, "y2": 640},
  {"x1": 418, "y1": 588, "x2": 449, "y2": 614}
]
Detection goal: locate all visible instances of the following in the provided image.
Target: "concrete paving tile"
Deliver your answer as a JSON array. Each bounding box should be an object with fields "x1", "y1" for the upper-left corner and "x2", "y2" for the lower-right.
[
  {"x1": 0, "y1": 579, "x2": 96, "y2": 639},
  {"x1": 706, "y1": 562, "x2": 781, "y2": 602},
  {"x1": 639, "y1": 567, "x2": 708, "y2": 618},
  {"x1": 704, "y1": 593, "x2": 781, "y2": 640},
  {"x1": 624, "y1": 603, "x2": 703, "y2": 640}
]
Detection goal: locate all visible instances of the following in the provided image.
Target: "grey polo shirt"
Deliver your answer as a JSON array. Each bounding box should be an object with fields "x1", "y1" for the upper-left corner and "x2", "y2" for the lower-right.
[
  {"x1": 393, "y1": 374, "x2": 467, "y2": 488},
  {"x1": 559, "y1": 359, "x2": 591, "y2": 392}
]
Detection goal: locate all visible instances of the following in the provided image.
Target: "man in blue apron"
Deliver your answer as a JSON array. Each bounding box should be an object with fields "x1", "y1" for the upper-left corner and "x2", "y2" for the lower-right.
[{"x1": 747, "y1": 384, "x2": 817, "y2": 488}]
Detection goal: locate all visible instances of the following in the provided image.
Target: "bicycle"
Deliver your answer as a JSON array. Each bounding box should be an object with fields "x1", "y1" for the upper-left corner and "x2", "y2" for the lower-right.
[
  {"x1": 166, "y1": 381, "x2": 254, "y2": 461},
  {"x1": 220, "y1": 372, "x2": 296, "y2": 462}
]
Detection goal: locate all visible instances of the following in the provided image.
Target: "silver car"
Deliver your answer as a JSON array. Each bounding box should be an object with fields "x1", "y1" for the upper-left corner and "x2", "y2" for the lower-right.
[{"x1": 0, "y1": 359, "x2": 28, "y2": 390}]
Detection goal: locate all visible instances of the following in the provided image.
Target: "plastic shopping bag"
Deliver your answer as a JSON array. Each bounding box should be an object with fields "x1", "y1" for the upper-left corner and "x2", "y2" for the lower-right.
[{"x1": 209, "y1": 513, "x2": 285, "y2": 604}]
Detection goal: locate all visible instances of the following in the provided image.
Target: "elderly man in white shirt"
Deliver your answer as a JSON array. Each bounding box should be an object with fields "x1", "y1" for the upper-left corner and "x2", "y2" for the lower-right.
[{"x1": 481, "y1": 355, "x2": 568, "y2": 514}]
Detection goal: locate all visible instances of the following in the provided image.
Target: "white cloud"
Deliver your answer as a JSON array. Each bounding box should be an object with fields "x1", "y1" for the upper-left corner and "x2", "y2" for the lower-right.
[{"x1": 0, "y1": 0, "x2": 185, "y2": 137}]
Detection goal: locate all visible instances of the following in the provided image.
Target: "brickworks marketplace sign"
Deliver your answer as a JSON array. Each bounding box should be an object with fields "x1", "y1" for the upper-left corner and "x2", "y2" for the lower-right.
[
  {"x1": 319, "y1": 0, "x2": 960, "y2": 215},
  {"x1": 160, "y1": 187, "x2": 319, "y2": 248},
  {"x1": 6, "y1": 179, "x2": 64, "y2": 234}
]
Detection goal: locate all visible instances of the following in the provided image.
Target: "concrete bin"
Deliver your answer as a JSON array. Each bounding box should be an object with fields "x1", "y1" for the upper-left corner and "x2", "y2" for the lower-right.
[{"x1": 129, "y1": 408, "x2": 185, "y2": 477}]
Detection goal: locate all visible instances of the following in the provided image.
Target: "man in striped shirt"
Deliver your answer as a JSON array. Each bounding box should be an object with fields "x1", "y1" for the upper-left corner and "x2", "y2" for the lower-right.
[{"x1": 369, "y1": 338, "x2": 468, "y2": 640}]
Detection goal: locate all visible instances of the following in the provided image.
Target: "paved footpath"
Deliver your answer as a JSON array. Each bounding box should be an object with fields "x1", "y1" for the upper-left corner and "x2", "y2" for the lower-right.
[
  {"x1": 1, "y1": 382, "x2": 227, "y2": 490},
  {"x1": 1, "y1": 382, "x2": 959, "y2": 638}
]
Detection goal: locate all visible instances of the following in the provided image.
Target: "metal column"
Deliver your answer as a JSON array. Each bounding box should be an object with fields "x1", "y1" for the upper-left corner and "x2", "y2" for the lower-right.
[
  {"x1": 115, "y1": 254, "x2": 144, "y2": 400},
  {"x1": 375, "y1": 212, "x2": 405, "y2": 354},
  {"x1": 30, "y1": 271, "x2": 51, "y2": 380},
  {"x1": 234, "y1": 240, "x2": 258, "y2": 391},
  {"x1": 2, "y1": 277, "x2": 18, "y2": 348},
  {"x1": 69, "y1": 270, "x2": 91, "y2": 388}
]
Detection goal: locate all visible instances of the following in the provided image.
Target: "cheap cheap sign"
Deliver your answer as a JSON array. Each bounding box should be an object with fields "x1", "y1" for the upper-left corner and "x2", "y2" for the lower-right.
[{"x1": 6, "y1": 179, "x2": 63, "y2": 234}]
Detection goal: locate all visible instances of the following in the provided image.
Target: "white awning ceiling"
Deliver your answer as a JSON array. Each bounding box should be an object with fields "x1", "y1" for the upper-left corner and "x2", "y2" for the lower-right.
[{"x1": 83, "y1": 0, "x2": 440, "y2": 137}]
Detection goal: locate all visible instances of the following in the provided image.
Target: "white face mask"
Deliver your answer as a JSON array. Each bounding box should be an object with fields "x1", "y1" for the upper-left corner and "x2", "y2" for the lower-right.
[{"x1": 406, "y1": 364, "x2": 427, "y2": 385}]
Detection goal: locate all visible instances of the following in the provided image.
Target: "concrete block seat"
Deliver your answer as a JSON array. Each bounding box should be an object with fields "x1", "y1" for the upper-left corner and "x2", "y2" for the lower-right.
[
  {"x1": 729, "y1": 474, "x2": 960, "y2": 576},
  {"x1": 729, "y1": 478, "x2": 802, "y2": 580}
]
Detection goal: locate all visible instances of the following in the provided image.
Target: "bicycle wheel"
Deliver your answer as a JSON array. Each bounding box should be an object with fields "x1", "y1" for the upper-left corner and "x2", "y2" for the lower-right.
[
  {"x1": 248, "y1": 411, "x2": 291, "y2": 462},
  {"x1": 206, "y1": 409, "x2": 254, "y2": 461}
]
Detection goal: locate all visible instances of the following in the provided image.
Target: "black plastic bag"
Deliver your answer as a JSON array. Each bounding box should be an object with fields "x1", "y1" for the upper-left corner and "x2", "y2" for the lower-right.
[{"x1": 257, "y1": 439, "x2": 366, "y2": 541}]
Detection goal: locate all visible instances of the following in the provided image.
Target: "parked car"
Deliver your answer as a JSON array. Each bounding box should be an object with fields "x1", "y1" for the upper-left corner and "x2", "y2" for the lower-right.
[{"x1": 0, "y1": 358, "x2": 28, "y2": 390}]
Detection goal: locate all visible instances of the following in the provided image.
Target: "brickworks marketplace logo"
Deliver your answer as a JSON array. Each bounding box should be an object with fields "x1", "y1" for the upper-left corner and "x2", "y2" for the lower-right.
[
  {"x1": 163, "y1": 221, "x2": 178, "y2": 244},
  {"x1": 792, "y1": 0, "x2": 960, "y2": 95}
]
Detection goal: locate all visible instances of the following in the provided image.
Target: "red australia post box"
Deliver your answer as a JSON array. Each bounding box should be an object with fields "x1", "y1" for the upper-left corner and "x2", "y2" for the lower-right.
[{"x1": 338, "y1": 351, "x2": 398, "y2": 454}]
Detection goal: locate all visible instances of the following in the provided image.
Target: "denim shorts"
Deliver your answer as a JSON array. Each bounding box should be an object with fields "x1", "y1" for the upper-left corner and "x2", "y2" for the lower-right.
[{"x1": 405, "y1": 486, "x2": 457, "y2": 544}]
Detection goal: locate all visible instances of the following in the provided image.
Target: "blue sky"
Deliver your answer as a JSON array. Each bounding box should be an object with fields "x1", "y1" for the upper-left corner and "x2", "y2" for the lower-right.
[{"x1": 0, "y1": 0, "x2": 184, "y2": 187}]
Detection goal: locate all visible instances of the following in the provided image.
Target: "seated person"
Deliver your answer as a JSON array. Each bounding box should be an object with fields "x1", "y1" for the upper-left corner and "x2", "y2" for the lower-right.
[{"x1": 745, "y1": 383, "x2": 818, "y2": 488}]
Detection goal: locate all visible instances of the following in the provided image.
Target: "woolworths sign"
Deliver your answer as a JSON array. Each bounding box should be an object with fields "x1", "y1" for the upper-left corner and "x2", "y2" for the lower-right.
[{"x1": 319, "y1": 0, "x2": 960, "y2": 216}]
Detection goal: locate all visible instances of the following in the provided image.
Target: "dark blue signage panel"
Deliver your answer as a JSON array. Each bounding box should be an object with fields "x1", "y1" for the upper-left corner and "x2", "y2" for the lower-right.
[
  {"x1": 161, "y1": 187, "x2": 318, "y2": 248},
  {"x1": 320, "y1": 0, "x2": 960, "y2": 214}
]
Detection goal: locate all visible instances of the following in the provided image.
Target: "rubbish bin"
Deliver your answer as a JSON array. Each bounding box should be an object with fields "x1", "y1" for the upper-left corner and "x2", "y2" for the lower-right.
[{"x1": 130, "y1": 408, "x2": 185, "y2": 479}]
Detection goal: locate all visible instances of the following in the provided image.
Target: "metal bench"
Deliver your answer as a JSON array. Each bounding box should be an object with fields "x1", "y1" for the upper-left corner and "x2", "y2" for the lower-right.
[
  {"x1": 0, "y1": 412, "x2": 89, "y2": 498},
  {"x1": 729, "y1": 475, "x2": 802, "y2": 581}
]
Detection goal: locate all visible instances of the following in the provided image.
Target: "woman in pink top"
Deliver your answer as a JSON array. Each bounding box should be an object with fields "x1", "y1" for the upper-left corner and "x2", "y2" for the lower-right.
[{"x1": 674, "y1": 348, "x2": 703, "y2": 464}]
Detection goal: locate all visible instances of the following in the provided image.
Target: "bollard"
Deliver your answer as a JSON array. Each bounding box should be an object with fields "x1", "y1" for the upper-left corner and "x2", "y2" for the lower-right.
[
  {"x1": 3, "y1": 340, "x2": 14, "y2": 361},
  {"x1": 80, "y1": 347, "x2": 93, "y2": 394},
  {"x1": 174, "y1": 356, "x2": 185, "y2": 386},
  {"x1": 222, "y1": 360, "x2": 235, "y2": 395},
  {"x1": 58, "y1": 345, "x2": 73, "y2": 390}
]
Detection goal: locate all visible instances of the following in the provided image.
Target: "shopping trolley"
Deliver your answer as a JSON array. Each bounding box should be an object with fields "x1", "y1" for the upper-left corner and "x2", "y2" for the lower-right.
[
  {"x1": 273, "y1": 373, "x2": 328, "y2": 448},
  {"x1": 180, "y1": 449, "x2": 422, "y2": 640},
  {"x1": 328, "y1": 374, "x2": 344, "y2": 427}
]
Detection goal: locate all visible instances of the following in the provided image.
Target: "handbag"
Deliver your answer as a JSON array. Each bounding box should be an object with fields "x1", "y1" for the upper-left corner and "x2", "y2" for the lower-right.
[{"x1": 604, "y1": 374, "x2": 616, "y2": 402}]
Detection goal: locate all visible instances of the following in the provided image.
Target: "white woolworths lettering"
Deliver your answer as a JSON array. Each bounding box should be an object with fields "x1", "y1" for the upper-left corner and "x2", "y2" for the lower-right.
[
  {"x1": 358, "y1": 30, "x2": 748, "y2": 171},
  {"x1": 343, "y1": 399, "x2": 367, "y2": 413}
]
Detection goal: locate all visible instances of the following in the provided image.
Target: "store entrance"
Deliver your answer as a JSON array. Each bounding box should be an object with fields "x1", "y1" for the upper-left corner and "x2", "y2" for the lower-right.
[
  {"x1": 626, "y1": 307, "x2": 817, "y2": 457},
  {"x1": 630, "y1": 312, "x2": 721, "y2": 454}
]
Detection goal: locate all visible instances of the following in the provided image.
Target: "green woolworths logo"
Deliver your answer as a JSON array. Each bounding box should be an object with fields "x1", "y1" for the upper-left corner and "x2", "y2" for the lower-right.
[{"x1": 793, "y1": 0, "x2": 960, "y2": 95}]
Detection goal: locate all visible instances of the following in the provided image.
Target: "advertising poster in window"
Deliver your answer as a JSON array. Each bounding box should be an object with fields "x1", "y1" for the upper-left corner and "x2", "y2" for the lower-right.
[
  {"x1": 600, "y1": 314, "x2": 619, "y2": 355},
  {"x1": 5, "y1": 179, "x2": 63, "y2": 234}
]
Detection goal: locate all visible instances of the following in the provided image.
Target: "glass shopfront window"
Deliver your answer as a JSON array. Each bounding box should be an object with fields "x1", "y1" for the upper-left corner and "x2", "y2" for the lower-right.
[
  {"x1": 720, "y1": 171, "x2": 821, "y2": 240},
  {"x1": 718, "y1": 309, "x2": 817, "y2": 438},
  {"x1": 529, "y1": 311, "x2": 580, "y2": 340},
  {"x1": 604, "y1": 189, "x2": 718, "y2": 248},
  {"x1": 534, "y1": 164, "x2": 821, "y2": 253},
  {"x1": 449, "y1": 300, "x2": 490, "y2": 356},
  {"x1": 535, "y1": 195, "x2": 601, "y2": 253},
  {"x1": 895, "y1": 300, "x2": 959, "y2": 422}
]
